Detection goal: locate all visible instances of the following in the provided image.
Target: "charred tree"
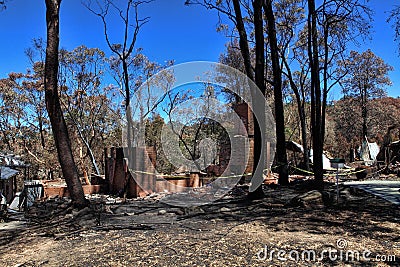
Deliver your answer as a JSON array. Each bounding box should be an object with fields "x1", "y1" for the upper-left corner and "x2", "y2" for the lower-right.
[
  {"x1": 264, "y1": 0, "x2": 289, "y2": 185},
  {"x1": 44, "y1": 0, "x2": 87, "y2": 207}
]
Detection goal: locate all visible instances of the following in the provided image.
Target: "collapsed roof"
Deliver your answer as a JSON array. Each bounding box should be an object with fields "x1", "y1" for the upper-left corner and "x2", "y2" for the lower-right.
[{"x1": 0, "y1": 166, "x2": 19, "y2": 180}]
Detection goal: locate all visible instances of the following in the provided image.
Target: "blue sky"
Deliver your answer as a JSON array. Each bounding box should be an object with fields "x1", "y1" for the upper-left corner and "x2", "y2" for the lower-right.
[
  {"x1": 0, "y1": 0, "x2": 399, "y2": 98},
  {"x1": 0, "y1": 1, "x2": 227, "y2": 75}
]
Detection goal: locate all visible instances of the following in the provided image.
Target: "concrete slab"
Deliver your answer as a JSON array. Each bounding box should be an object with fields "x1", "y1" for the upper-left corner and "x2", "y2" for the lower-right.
[{"x1": 344, "y1": 180, "x2": 400, "y2": 205}]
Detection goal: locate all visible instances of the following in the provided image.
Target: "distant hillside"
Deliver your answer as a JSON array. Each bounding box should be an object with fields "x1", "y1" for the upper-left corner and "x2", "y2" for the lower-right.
[
  {"x1": 328, "y1": 96, "x2": 400, "y2": 159},
  {"x1": 283, "y1": 97, "x2": 400, "y2": 161}
]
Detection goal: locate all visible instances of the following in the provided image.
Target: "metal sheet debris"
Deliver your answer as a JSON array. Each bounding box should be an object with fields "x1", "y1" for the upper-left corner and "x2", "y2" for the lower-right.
[{"x1": 0, "y1": 166, "x2": 19, "y2": 180}]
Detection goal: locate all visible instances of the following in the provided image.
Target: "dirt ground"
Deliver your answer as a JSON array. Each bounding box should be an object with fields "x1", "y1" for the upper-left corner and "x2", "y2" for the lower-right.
[{"x1": 0, "y1": 181, "x2": 399, "y2": 267}]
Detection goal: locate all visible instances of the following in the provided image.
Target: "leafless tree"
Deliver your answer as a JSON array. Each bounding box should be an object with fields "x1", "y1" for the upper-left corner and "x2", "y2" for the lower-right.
[
  {"x1": 306, "y1": 0, "x2": 372, "y2": 185},
  {"x1": 84, "y1": 0, "x2": 152, "y2": 152}
]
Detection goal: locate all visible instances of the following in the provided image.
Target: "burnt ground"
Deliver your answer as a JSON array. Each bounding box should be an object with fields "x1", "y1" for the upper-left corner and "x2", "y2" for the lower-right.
[{"x1": 0, "y1": 181, "x2": 399, "y2": 267}]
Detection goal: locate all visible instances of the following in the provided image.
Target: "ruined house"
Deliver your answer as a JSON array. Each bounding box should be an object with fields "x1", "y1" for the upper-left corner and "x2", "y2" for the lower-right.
[
  {"x1": 0, "y1": 166, "x2": 19, "y2": 203},
  {"x1": 0, "y1": 152, "x2": 29, "y2": 203}
]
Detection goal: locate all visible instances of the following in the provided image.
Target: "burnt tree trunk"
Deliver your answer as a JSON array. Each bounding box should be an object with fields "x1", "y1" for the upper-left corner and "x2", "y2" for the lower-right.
[
  {"x1": 284, "y1": 66, "x2": 310, "y2": 171},
  {"x1": 264, "y1": 0, "x2": 289, "y2": 185},
  {"x1": 248, "y1": 0, "x2": 266, "y2": 198},
  {"x1": 232, "y1": 0, "x2": 254, "y2": 82},
  {"x1": 232, "y1": 0, "x2": 265, "y2": 198},
  {"x1": 307, "y1": 0, "x2": 324, "y2": 187},
  {"x1": 44, "y1": 0, "x2": 87, "y2": 207},
  {"x1": 361, "y1": 88, "x2": 368, "y2": 139},
  {"x1": 299, "y1": 102, "x2": 310, "y2": 171}
]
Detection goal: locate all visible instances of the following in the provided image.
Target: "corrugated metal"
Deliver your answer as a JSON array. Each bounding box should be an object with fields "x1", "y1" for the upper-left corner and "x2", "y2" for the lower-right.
[{"x1": 0, "y1": 166, "x2": 19, "y2": 180}]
